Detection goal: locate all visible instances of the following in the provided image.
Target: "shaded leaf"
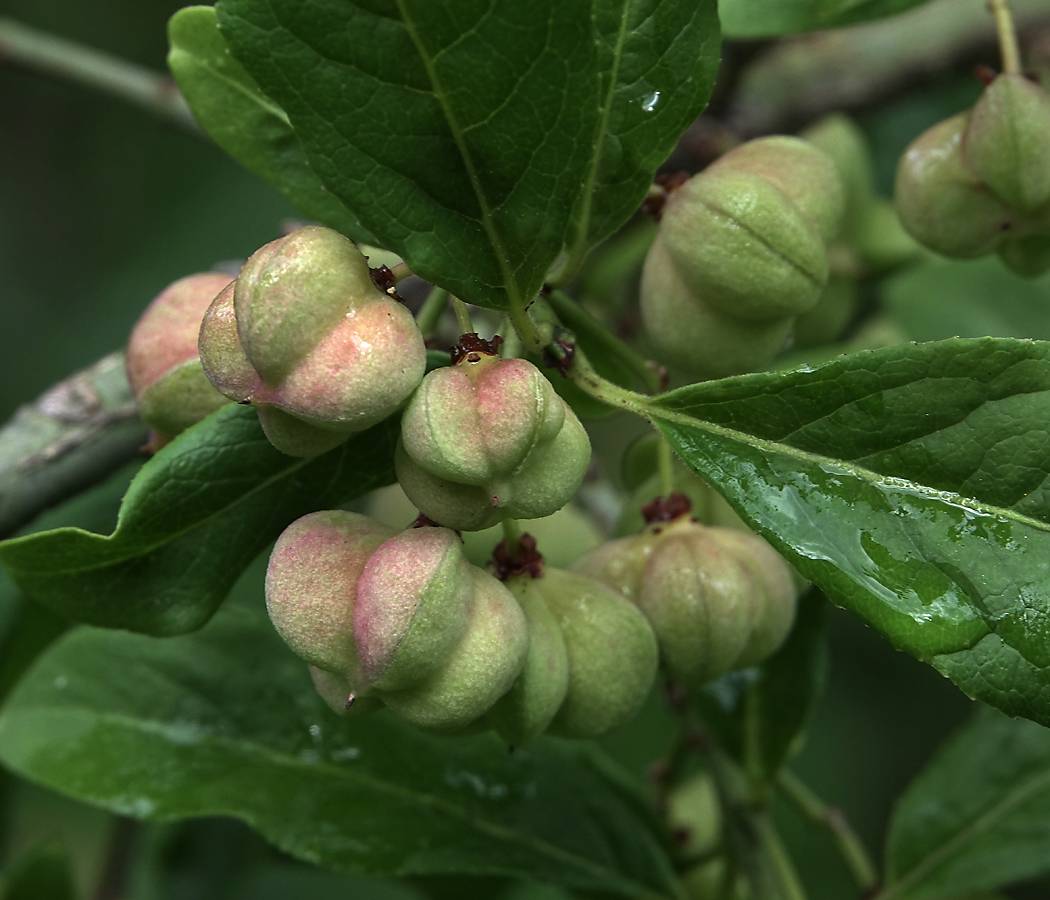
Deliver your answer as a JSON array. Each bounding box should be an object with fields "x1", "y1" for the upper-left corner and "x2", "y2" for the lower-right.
[
  {"x1": 0, "y1": 587, "x2": 681, "y2": 900},
  {"x1": 718, "y1": 0, "x2": 933, "y2": 38},
  {"x1": 883, "y1": 706, "x2": 1050, "y2": 899},
  {"x1": 216, "y1": 0, "x2": 601, "y2": 311},
  {"x1": 650, "y1": 338, "x2": 1050, "y2": 726},
  {"x1": 0, "y1": 405, "x2": 397, "y2": 635},
  {"x1": 561, "y1": 0, "x2": 719, "y2": 268},
  {"x1": 884, "y1": 256, "x2": 1050, "y2": 343},
  {"x1": 168, "y1": 6, "x2": 375, "y2": 243},
  {"x1": 215, "y1": 0, "x2": 719, "y2": 310},
  {"x1": 1, "y1": 843, "x2": 77, "y2": 900},
  {"x1": 692, "y1": 591, "x2": 828, "y2": 781}
]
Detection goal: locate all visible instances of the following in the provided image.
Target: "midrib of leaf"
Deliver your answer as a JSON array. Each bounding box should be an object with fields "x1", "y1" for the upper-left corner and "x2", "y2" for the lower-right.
[
  {"x1": 197, "y1": 58, "x2": 291, "y2": 124},
  {"x1": 394, "y1": 2, "x2": 524, "y2": 309},
  {"x1": 5, "y1": 704, "x2": 673, "y2": 900},
  {"x1": 879, "y1": 765, "x2": 1050, "y2": 899},
  {"x1": 557, "y1": 0, "x2": 632, "y2": 277},
  {"x1": 650, "y1": 403, "x2": 1050, "y2": 537}
]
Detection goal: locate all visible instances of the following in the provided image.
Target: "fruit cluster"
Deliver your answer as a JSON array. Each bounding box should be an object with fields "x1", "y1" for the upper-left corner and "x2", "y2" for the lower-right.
[
  {"x1": 895, "y1": 71, "x2": 1050, "y2": 276},
  {"x1": 123, "y1": 215, "x2": 805, "y2": 741}
]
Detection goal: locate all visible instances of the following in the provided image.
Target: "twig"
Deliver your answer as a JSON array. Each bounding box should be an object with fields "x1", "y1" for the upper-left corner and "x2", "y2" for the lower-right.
[
  {"x1": 0, "y1": 352, "x2": 147, "y2": 538},
  {"x1": 989, "y1": 0, "x2": 1023, "y2": 74},
  {"x1": 777, "y1": 769, "x2": 879, "y2": 893},
  {"x1": 0, "y1": 17, "x2": 199, "y2": 132}
]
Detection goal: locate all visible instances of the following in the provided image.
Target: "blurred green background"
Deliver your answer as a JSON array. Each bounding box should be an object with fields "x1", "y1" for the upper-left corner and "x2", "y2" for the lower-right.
[{"x1": 2, "y1": 1, "x2": 1049, "y2": 898}]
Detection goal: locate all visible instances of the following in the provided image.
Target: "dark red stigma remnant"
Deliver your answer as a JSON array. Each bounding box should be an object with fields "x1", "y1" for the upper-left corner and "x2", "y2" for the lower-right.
[
  {"x1": 642, "y1": 171, "x2": 691, "y2": 220},
  {"x1": 541, "y1": 328, "x2": 575, "y2": 377},
  {"x1": 642, "y1": 491, "x2": 693, "y2": 524},
  {"x1": 450, "y1": 332, "x2": 503, "y2": 365},
  {"x1": 368, "y1": 264, "x2": 404, "y2": 302},
  {"x1": 975, "y1": 64, "x2": 998, "y2": 87},
  {"x1": 410, "y1": 512, "x2": 442, "y2": 529},
  {"x1": 491, "y1": 533, "x2": 545, "y2": 581}
]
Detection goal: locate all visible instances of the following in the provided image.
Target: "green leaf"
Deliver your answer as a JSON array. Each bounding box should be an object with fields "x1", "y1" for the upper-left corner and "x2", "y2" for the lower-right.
[
  {"x1": 885, "y1": 257, "x2": 1050, "y2": 343},
  {"x1": 214, "y1": 0, "x2": 719, "y2": 311},
  {"x1": 168, "y1": 6, "x2": 376, "y2": 244},
  {"x1": 0, "y1": 405, "x2": 397, "y2": 636},
  {"x1": 883, "y1": 706, "x2": 1050, "y2": 899},
  {"x1": 718, "y1": 0, "x2": 932, "y2": 38},
  {"x1": 692, "y1": 591, "x2": 828, "y2": 781},
  {"x1": 559, "y1": 0, "x2": 719, "y2": 272},
  {"x1": 0, "y1": 588, "x2": 681, "y2": 900},
  {"x1": 650, "y1": 338, "x2": 1050, "y2": 727},
  {"x1": 1, "y1": 844, "x2": 77, "y2": 900},
  {"x1": 215, "y1": 0, "x2": 602, "y2": 311}
]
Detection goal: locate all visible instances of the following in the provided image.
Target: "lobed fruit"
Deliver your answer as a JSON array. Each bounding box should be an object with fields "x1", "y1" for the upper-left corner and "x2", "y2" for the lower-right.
[
  {"x1": 125, "y1": 271, "x2": 233, "y2": 448},
  {"x1": 199, "y1": 225, "x2": 426, "y2": 456},
  {"x1": 396, "y1": 348, "x2": 591, "y2": 530}
]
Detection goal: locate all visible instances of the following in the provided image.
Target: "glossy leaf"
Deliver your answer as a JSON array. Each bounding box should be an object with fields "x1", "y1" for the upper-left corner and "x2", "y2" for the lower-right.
[
  {"x1": 0, "y1": 405, "x2": 397, "y2": 636},
  {"x1": 718, "y1": 0, "x2": 932, "y2": 38},
  {"x1": 692, "y1": 591, "x2": 828, "y2": 780},
  {"x1": 560, "y1": 0, "x2": 719, "y2": 269},
  {"x1": 0, "y1": 591, "x2": 682, "y2": 900},
  {"x1": 883, "y1": 705, "x2": 1050, "y2": 899},
  {"x1": 650, "y1": 338, "x2": 1050, "y2": 727},
  {"x1": 168, "y1": 6, "x2": 375, "y2": 244}
]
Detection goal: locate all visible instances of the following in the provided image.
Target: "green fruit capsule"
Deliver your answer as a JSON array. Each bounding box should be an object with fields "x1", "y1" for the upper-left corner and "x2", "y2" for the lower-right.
[
  {"x1": 199, "y1": 225, "x2": 426, "y2": 456},
  {"x1": 575, "y1": 517, "x2": 798, "y2": 686},
  {"x1": 704, "y1": 135, "x2": 846, "y2": 244},
  {"x1": 966, "y1": 74, "x2": 1050, "y2": 214},
  {"x1": 639, "y1": 234, "x2": 794, "y2": 380},
  {"x1": 352, "y1": 527, "x2": 477, "y2": 693},
  {"x1": 380, "y1": 567, "x2": 529, "y2": 733},
  {"x1": 483, "y1": 576, "x2": 570, "y2": 746},
  {"x1": 396, "y1": 353, "x2": 591, "y2": 530},
  {"x1": 659, "y1": 166, "x2": 830, "y2": 322},
  {"x1": 894, "y1": 113, "x2": 1018, "y2": 258},
  {"x1": 126, "y1": 272, "x2": 234, "y2": 448},
  {"x1": 998, "y1": 232, "x2": 1050, "y2": 277},
  {"x1": 265, "y1": 510, "x2": 395, "y2": 684},
  {"x1": 535, "y1": 568, "x2": 658, "y2": 739}
]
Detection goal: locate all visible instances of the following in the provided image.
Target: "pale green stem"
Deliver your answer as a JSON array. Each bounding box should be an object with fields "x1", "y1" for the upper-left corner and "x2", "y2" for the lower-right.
[
  {"x1": 451, "y1": 297, "x2": 474, "y2": 335},
  {"x1": 545, "y1": 290, "x2": 663, "y2": 394},
  {"x1": 509, "y1": 298, "x2": 545, "y2": 355},
  {"x1": 565, "y1": 346, "x2": 654, "y2": 417},
  {"x1": 657, "y1": 436, "x2": 675, "y2": 497},
  {"x1": 499, "y1": 317, "x2": 523, "y2": 359},
  {"x1": 415, "y1": 286, "x2": 449, "y2": 335},
  {"x1": 989, "y1": 0, "x2": 1023, "y2": 74},
  {"x1": 776, "y1": 770, "x2": 878, "y2": 892},
  {"x1": 752, "y1": 812, "x2": 809, "y2": 900},
  {"x1": 501, "y1": 517, "x2": 522, "y2": 557},
  {"x1": 388, "y1": 261, "x2": 414, "y2": 283},
  {"x1": 0, "y1": 18, "x2": 199, "y2": 131}
]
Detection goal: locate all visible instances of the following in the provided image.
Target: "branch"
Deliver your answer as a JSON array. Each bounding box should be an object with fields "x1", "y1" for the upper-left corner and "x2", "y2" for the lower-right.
[
  {"x1": 725, "y1": 0, "x2": 1050, "y2": 137},
  {"x1": 0, "y1": 353, "x2": 147, "y2": 539},
  {"x1": 0, "y1": 17, "x2": 200, "y2": 132}
]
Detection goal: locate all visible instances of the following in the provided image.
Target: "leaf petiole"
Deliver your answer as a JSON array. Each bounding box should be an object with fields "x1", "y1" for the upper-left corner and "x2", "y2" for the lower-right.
[{"x1": 777, "y1": 769, "x2": 878, "y2": 892}]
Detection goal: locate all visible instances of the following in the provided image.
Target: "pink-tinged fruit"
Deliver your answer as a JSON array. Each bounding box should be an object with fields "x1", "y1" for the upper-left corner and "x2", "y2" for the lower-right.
[
  {"x1": 126, "y1": 271, "x2": 233, "y2": 446},
  {"x1": 198, "y1": 225, "x2": 426, "y2": 456},
  {"x1": 397, "y1": 354, "x2": 591, "y2": 530}
]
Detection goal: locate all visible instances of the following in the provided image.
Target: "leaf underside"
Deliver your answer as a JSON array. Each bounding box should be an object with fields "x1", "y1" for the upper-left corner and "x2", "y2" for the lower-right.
[{"x1": 653, "y1": 338, "x2": 1050, "y2": 726}]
